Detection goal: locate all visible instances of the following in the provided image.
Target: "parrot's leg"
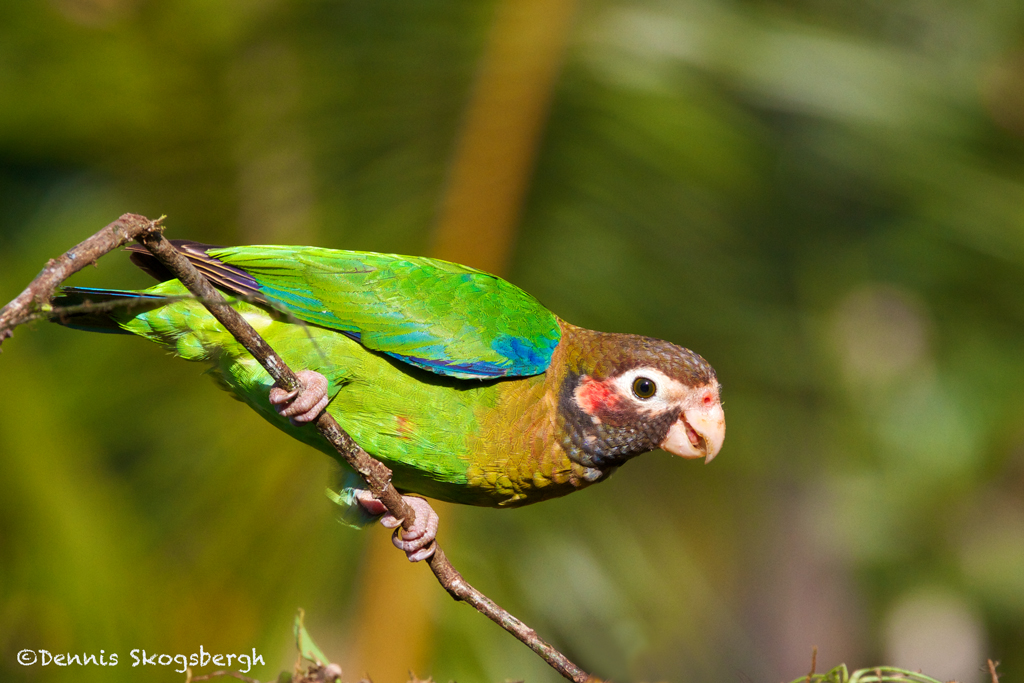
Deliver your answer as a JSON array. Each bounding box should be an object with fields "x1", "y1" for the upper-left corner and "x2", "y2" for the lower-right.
[
  {"x1": 354, "y1": 490, "x2": 439, "y2": 562},
  {"x1": 269, "y1": 369, "x2": 329, "y2": 423}
]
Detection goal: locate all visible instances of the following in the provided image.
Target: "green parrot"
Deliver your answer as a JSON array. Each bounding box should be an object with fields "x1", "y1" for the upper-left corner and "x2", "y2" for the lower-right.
[{"x1": 54, "y1": 241, "x2": 725, "y2": 560}]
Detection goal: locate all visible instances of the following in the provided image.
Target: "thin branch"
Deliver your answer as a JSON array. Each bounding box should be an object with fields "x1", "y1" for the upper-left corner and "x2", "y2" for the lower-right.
[
  {"x1": 0, "y1": 213, "x2": 160, "y2": 345},
  {"x1": 0, "y1": 214, "x2": 598, "y2": 683},
  {"x1": 805, "y1": 646, "x2": 817, "y2": 683}
]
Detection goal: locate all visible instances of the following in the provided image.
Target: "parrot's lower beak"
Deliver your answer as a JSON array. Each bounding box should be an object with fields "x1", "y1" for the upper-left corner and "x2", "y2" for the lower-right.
[{"x1": 660, "y1": 402, "x2": 725, "y2": 463}]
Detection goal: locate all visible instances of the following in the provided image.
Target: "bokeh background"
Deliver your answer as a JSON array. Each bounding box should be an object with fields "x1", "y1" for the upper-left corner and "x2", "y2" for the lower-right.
[{"x1": 3, "y1": 1, "x2": 1024, "y2": 681}]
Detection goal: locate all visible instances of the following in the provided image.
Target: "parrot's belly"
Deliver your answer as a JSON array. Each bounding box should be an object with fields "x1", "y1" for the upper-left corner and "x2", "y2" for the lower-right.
[{"x1": 321, "y1": 362, "x2": 594, "y2": 508}]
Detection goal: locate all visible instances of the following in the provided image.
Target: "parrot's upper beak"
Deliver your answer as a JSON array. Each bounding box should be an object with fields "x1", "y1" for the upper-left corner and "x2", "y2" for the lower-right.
[{"x1": 660, "y1": 401, "x2": 725, "y2": 463}]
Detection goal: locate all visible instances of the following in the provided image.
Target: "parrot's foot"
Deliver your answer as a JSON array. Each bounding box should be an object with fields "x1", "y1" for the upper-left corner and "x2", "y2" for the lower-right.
[
  {"x1": 354, "y1": 490, "x2": 439, "y2": 562},
  {"x1": 269, "y1": 369, "x2": 329, "y2": 423}
]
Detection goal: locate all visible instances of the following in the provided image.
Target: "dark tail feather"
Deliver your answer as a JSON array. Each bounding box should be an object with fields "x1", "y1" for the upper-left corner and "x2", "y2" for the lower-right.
[
  {"x1": 51, "y1": 287, "x2": 166, "y2": 334},
  {"x1": 126, "y1": 240, "x2": 265, "y2": 303},
  {"x1": 126, "y1": 240, "x2": 221, "y2": 282}
]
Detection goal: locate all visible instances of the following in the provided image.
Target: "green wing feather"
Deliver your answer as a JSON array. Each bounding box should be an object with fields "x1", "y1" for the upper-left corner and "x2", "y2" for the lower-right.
[{"x1": 207, "y1": 246, "x2": 561, "y2": 379}]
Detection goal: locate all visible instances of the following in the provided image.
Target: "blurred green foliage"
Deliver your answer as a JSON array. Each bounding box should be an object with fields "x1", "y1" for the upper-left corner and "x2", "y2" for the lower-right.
[{"x1": 3, "y1": 1, "x2": 1024, "y2": 682}]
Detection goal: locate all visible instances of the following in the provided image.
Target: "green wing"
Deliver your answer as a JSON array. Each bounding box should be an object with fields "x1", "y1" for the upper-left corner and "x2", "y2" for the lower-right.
[{"x1": 205, "y1": 245, "x2": 561, "y2": 380}]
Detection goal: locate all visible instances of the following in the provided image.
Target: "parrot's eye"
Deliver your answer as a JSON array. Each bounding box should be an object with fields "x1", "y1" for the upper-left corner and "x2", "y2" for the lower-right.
[{"x1": 632, "y1": 376, "x2": 657, "y2": 399}]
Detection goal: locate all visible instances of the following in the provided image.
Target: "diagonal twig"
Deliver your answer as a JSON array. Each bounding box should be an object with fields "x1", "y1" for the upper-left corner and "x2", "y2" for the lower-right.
[
  {"x1": 0, "y1": 215, "x2": 154, "y2": 345},
  {"x1": 0, "y1": 213, "x2": 598, "y2": 683}
]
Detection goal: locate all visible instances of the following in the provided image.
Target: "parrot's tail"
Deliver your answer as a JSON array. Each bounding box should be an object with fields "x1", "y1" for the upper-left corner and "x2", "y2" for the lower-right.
[
  {"x1": 125, "y1": 240, "x2": 266, "y2": 302},
  {"x1": 51, "y1": 287, "x2": 167, "y2": 334}
]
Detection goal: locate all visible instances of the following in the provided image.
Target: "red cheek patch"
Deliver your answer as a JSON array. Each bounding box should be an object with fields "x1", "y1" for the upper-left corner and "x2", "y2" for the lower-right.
[{"x1": 576, "y1": 377, "x2": 620, "y2": 415}]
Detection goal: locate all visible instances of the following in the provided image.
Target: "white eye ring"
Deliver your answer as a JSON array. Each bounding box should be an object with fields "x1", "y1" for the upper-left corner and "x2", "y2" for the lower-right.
[{"x1": 613, "y1": 367, "x2": 691, "y2": 414}]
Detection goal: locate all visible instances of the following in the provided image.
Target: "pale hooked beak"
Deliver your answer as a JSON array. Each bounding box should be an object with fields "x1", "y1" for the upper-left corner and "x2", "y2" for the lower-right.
[{"x1": 660, "y1": 401, "x2": 726, "y2": 463}]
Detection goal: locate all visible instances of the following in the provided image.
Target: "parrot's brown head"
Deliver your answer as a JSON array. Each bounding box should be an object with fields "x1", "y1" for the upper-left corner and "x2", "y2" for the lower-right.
[{"x1": 557, "y1": 327, "x2": 725, "y2": 471}]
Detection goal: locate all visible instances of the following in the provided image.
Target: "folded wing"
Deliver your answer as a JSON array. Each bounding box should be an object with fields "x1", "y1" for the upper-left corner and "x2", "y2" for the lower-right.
[{"x1": 129, "y1": 242, "x2": 561, "y2": 380}]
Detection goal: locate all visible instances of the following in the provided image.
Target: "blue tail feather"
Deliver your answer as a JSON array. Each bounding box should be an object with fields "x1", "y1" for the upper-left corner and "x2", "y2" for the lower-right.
[{"x1": 51, "y1": 287, "x2": 165, "y2": 333}]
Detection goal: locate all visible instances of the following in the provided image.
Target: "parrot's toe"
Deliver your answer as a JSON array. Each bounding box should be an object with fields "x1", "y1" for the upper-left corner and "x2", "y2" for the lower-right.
[
  {"x1": 354, "y1": 491, "x2": 438, "y2": 561},
  {"x1": 353, "y1": 489, "x2": 387, "y2": 516},
  {"x1": 269, "y1": 369, "x2": 329, "y2": 423},
  {"x1": 387, "y1": 496, "x2": 439, "y2": 562}
]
